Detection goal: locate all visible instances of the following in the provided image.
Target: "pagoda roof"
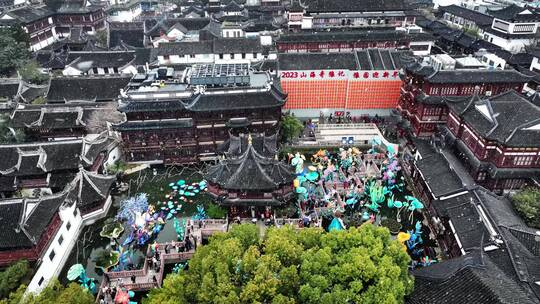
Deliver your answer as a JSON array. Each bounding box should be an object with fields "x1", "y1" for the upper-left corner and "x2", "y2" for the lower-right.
[
  {"x1": 220, "y1": 132, "x2": 278, "y2": 157},
  {"x1": 66, "y1": 168, "x2": 116, "y2": 208},
  {"x1": 447, "y1": 90, "x2": 540, "y2": 148},
  {"x1": 205, "y1": 138, "x2": 294, "y2": 190}
]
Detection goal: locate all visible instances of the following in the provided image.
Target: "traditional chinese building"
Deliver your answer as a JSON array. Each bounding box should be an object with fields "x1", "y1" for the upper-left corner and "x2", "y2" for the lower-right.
[
  {"x1": 0, "y1": 166, "x2": 116, "y2": 291},
  {"x1": 442, "y1": 90, "x2": 540, "y2": 193},
  {"x1": 278, "y1": 49, "x2": 410, "y2": 117},
  {"x1": 114, "y1": 64, "x2": 286, "y2": 164},
  {"x1": 406, "y1": 139, "x2": 540, "y2": 304},
  {"x1": 286, "y1": 0, "x2": 417, "y2": 30},
  {"x1": 0, "y1": 6, "x2": 56, "y2": 51},
  {"x1": 205, "y1": 133, "x2": 295, "y2": 217},
  {"x1": 276, "y1": 29, "x2": 434, "y2": 56},
  {"x1": 54, "y1": 0, "x2": 106, "y2": 37},
  {"x1": 398, "y1": 54, "x2": 531, "y2": 137},
  {"x1": 9, "y1": 102, "x2": 123, "y2": 140}
]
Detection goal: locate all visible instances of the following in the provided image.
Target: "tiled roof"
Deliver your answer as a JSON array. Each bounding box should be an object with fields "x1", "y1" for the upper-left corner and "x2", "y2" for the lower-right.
[
  {"x1": 183, "y1": 85, "x2": 286, "y2": 111},
  {"x1": 278, "y1": 49, "x2": 411, "y2": 71},
  {"x1": 447, "y1": 90, "x2": 540, "y2": 147},
  {"x1": 205, "y1": 141, "x2": 294, "y2": 190},
  {"x1": 0, "y1": 140, "x2": 82, "y2": 176},
  {"x1": 439, "y1": 5, "x2": 493, "y2": 26},
  {"x1": 277, "y1": 29, "x2": 434, "y2": 43},
  {"x1": 487, "y1": 4, "x2": 540, "y2": 22},
  {"x1": 302, "y1": 0, "x2": 407, "y2": 13},
  {"x1": 47, "y1": 76, "x2": 130, "y2": 102}
]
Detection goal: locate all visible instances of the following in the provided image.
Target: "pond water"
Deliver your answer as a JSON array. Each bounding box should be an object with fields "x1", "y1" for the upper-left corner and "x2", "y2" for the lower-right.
[{"x1": 59, "y1": 166, "x2": 214, "y2": 286}]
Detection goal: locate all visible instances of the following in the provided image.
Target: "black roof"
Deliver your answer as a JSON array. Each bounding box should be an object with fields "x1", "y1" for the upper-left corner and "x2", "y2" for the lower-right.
[
  {"x1": 439, "y1": 5, "x2": 494, "y2": 26},
  {"x1": 278, "y1": 52, "x2": 358, "y2": 70},
  {"x1": 0, "y1": 78, "x2": 19, "y2": 100},
  {"x1": 487, "y1": 4, "x2": 540, "y2": 22},
  {"x1": 113, "y1": 118, "x2": 193, "y2": 131},
  {"x1": 408, "y1": 252, "x2": 538, "y2": 304},
  {"x1": 0, "y1": 140, "x2": 82, "y2": 176},
  {"x1": 0, "y1": 167, "x2": 116, "y2": 250},
  {"x1": 109, "y1": 23, "x2": 144, "y2": 48},
  {"x1": 405, "y1": 62, "x2": 532, "y2": 84},
  {"x1": 118, "y1": 99, "x2": 186, "y2": 113},
  {"x1": 213, "y1": 38, "x2": 263, "y2": 54},
  {"x1": 302, "y1": 0, "x2": 407, "y2": 13},
  {"x1": 66, "y1": 168, "x2": 115, "y2": 208},
  {"x1": 0, "y1": 192, "x2": 67, "y2": 250},
  {"x1": 11, "y1": 105, "x2": 84, "y2": 129},
  {"x1": 222, "y1": 133, "x2": 277, "y2": 157},
  {"x1": 66, "y1": 51, "x2": 136, "y2": 71},
  {"x1": 152, "y1": 38, "x2": 263, "y2": 57},
  {"x1": 47, "y1": 76, "x2": 130, "y2": 102},
  {"x1": 183, "y1": 85, "x2": 286, "y2": 111},
  {"x1": 278, "y1": 49, "x2": 410, "y2": 71},
  {"x1": 447, "y1": 90, "x2": 540, "y2": 147},
  {"x1": 144, "y1": 17, "x2": 211, "y2": 37},
  {"x1": 2, "y1": 6, "x2": 53, "y2": 23},
  {"x1": 152, "y1": 40, "x2": 214, "y2": 56},
  {"x1": 205, "y1": 139, "x2": 294, "y2": 190},
  {"x1": 414, "y1": 151, "x2": 465, "y2": 199},
  {"x1": 277, "y1": 29, "x2": 433, "y2": 44}
]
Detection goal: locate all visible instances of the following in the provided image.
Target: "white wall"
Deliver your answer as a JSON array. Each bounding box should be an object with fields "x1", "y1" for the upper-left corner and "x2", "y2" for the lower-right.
[
  {"x1": 62, "y1": 66, "x2": 83, "y2": 76},
  {"x1": 410, "y1": 41, "x2": 433, "y2": 56},
  {"x1": 27, "y1": 203, "x2": 83, "y2": 293},
  {"x1": 30, "y1": 35, "x2": 57, "y2": 52},
  {"x1": 157, "y1": 53, "x2": 270, "y2": 65},
  {"x1": 27, "y1": 195, "x2": 114, "y2": 294},
  {"x1": 483, "y1": 32, "x2": 531, "y2": 53}
]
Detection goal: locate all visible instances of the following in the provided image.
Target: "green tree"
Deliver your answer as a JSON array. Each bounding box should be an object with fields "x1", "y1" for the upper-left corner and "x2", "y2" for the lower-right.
[
  {"x1": 512, "y1": 186, "x2": 540, "y2": 228},
  {"x1": 144, "y1": 223, "x2": 413, "y2": 304},
  {"x1": 18, "y1": 61, "x2": 49, "y2": 85},
  {"x1": 95, "y1": 30, "x2": 108, "y2": 48},
  {"x1": 280, "y1": 113, "x2": 303, "y2": 143},
  {"x1": 1, "y1": 280, "x2": 94, "y2": 304},
  {"x1": 0, "y1": 260, "x2": 30, "y2": 299},
  {"x1": 206, "y1": 203, "x2": 227, "y2": 219},
  {"x1": 0, "y1": 27, "x2": 31, "y2": 76}
]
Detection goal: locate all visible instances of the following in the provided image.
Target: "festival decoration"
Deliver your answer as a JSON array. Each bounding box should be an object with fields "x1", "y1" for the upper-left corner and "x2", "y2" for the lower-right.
[
  {"x1": 67, "y1": 264, "x2": 97, "y2": 294},
  {"x1": 100, "y1": 221, "x2": 124, "y2": 240}
]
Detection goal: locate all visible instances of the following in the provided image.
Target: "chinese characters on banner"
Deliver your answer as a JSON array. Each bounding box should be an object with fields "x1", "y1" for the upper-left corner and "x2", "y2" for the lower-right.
[{"x1": 280, "y1": 70, "x2": 400, "y2": 80}]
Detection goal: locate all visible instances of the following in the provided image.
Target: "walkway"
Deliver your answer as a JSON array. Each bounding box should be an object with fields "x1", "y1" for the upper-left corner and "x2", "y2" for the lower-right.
[{"x1": 96, "y1": 219, "x2": 228, "y2": 301}]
